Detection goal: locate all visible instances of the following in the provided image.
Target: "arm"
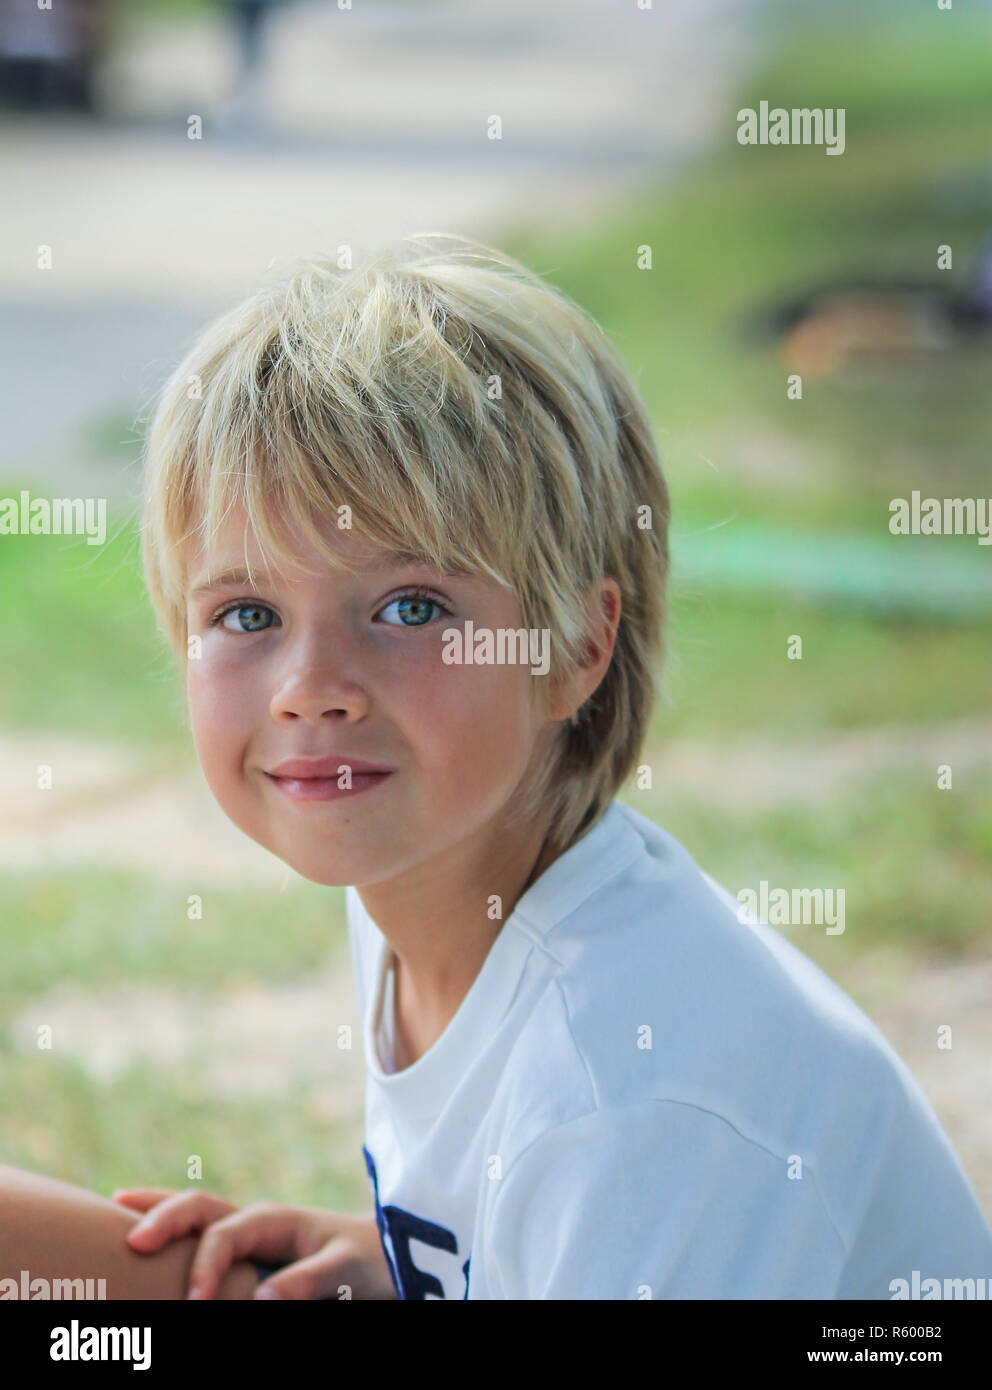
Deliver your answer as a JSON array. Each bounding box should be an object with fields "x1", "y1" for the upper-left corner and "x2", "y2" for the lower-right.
[{"x1": 0, "y1": 1165, "x2": 260, "y2": 1300}]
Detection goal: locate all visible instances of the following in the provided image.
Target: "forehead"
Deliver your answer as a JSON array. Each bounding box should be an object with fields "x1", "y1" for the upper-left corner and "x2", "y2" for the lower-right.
[{"x1": 184, "y1": 502, "x2": 471, "y2": 592}]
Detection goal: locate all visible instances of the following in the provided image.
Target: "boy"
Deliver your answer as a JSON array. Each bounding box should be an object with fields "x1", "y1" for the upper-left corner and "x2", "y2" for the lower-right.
[{"x1": 4, "y1": 233, "x2": 991, "y2": 1300}]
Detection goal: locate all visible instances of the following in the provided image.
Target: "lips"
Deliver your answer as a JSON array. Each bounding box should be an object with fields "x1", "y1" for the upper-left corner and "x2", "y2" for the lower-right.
[
  {"x1": 262, "y1": 755, "x2": 394, "y2": 805},
  {"x1": 266, "y1": 756, "x2": 393, "y2": 778}
]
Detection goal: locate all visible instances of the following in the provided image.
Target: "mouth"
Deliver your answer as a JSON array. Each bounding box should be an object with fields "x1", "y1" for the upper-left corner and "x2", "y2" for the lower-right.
[
  {"x1": 267, "y1": 756, "x2": 393, "y2": 778},
  {"x1": 262, "y1": 772, "x2": 394, "y2": 806}
]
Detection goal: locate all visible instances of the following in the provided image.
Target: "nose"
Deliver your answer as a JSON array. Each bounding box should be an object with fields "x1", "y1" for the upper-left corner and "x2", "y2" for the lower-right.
[{"x1": 268, "y1": 640, "x2": 372, "y2": 726}]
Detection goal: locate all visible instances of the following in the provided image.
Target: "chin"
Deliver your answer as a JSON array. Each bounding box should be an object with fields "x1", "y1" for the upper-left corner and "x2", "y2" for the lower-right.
[
  {"x1": 225, "y1": 816, "x2": 358, "y2": 888},
  {"x1": 280, "y1": 840, "x2": 397, "y2": 888},
  {"x1": 281, "y1": 852, "x2": 357, "y2": 888}
]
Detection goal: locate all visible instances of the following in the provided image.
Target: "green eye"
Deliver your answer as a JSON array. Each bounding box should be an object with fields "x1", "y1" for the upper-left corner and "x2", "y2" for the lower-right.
[
  {"x1": 379, "y1": 594, "x2": 443, "y2": 626},
  {"x1": 220, "y1": 604, "x2": 275, "y2": 633}
]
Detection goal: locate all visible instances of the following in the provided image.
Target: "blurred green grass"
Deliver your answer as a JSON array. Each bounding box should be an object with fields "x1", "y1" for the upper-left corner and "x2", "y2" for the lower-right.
[
  {"x1": 0, "y1": 514, "x2": 185, "y2": 745},
  {"x1": 0, "y1": 867, "x2": 366, "y2": 1197},
  {"x1": 0, "y1": 870, "x2": 348, "y2": 1011},
  {"x1": 0, "y1": 1051, "x2": 367, "y2": 1211},
  {"x1": 636, "y1": 769, "x2": 992, "y2": 958}
]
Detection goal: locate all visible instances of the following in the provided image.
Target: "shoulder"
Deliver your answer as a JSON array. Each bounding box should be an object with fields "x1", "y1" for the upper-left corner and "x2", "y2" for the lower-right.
[
  {"x1": 492, "y1": 803, "x2": 945, "y2": 1222},
  {"x1": 466, "y1": 805, "x2": 992, "y2": 1298}
]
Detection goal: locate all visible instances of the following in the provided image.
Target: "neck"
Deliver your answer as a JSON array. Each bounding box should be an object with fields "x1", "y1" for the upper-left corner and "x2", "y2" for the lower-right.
[{"x1": 356, "y1": 807, "x2": 558, "y2": 1040}]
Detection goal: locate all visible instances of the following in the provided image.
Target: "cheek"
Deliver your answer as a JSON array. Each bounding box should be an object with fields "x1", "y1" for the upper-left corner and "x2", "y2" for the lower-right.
[
  {"x1": 184, "y1": 650, "x2": 279, "y2": 853},
  {"x1": 185, "y1": 654, "x2": 255, "y2": 784},
  {"x1": 410, "y1": 659, "x2": 539, "y2": 782}
]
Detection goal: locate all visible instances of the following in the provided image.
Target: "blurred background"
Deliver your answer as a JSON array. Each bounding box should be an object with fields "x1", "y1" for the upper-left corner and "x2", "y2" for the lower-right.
[{"x1": 1, "y1": 0, "x2": 990, "y2": 1225}]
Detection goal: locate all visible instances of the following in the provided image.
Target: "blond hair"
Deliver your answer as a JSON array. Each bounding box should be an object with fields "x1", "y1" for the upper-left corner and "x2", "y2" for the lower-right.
[{"x1": 140, "y1": 232, "x2": 669, "y2": 861}]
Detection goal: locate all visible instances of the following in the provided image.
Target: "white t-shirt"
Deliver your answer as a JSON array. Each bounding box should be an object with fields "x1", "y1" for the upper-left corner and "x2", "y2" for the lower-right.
[{"x1": 345, "y1": 798, "x2": 992, "y2": 1299}]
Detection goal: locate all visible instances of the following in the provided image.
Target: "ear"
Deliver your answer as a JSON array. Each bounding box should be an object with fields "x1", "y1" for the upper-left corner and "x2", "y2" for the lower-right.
[{"x1": 546, "y1": 578, "x2": 622, "y2": 723}]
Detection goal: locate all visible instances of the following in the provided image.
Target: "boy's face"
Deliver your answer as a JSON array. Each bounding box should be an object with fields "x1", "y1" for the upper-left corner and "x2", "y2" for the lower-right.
[{"x1": 183, "y1": 503, "x2": 560, "y2": 887}]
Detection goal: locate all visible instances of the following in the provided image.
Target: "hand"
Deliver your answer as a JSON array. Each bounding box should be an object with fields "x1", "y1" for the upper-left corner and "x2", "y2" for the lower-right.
[{"x1": 111, "y1": 1186, "x2": 397, "y2": 1300}]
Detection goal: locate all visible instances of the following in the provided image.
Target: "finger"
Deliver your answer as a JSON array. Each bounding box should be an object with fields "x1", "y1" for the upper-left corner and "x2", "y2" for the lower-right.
[
  {"x1": 125, "y1": 1192, "x2": 237, "y2": 1252},
  {"x1": 187, "y1": 1205, "x2": 302, "y2": 1301},
  {"x1": 111, "y1": 1189, "x2": 175, "y2": 1211},
  {"x1": 252, "y1": 1244, "x2": 355, "y2": 1302}
]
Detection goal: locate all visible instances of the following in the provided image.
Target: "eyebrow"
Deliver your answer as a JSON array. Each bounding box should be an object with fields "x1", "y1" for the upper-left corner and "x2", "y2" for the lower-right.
[
  {"x1": 188, "y1": 567, "x2": 259, "y2": 600},
  {"x1": 187, "y1": 553, "x2": 473, "y2": 599}
]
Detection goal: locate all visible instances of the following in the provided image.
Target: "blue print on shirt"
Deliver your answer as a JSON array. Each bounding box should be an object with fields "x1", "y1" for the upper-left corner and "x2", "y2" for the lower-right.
[{"x1": 363, "y1": 1144, "x2": 467, "y2": 1300}]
